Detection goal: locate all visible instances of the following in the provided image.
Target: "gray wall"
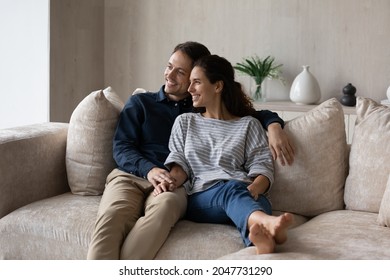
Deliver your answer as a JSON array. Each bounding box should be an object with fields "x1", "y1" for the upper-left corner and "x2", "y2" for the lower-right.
[
  {"x1": 51, "y1": 0, "x2": 390, "y2": 122},
  {"x1": 50, "y1": 0, "x2": 104, "y2": 122}
]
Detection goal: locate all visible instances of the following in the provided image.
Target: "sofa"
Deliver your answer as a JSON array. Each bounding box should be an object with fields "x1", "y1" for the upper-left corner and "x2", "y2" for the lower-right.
[{"x1": 0, "y1": 87, "x2": 389, "y2": 260}]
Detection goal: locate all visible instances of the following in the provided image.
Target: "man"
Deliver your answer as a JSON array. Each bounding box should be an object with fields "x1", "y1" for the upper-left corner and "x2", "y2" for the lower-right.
[{"x1": 87, "y1": 41, "x2": 294, "y2": 260}]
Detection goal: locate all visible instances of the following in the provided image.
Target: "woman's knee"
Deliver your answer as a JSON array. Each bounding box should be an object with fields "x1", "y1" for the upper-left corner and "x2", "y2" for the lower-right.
[{"x1": 257, "y1": 194, "x2": 272, "y2": 215}]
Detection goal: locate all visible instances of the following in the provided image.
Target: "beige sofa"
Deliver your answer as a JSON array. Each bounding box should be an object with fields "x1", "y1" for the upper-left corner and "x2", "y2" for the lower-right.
[{"x1": 0, "y1": 88, "x2": 389, "y2": 260}]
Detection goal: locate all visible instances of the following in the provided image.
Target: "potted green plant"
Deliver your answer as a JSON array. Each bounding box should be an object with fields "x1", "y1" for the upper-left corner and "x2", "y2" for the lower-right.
[{"x1": 234, "y1": 55, "x2": 284, "y2": 101}]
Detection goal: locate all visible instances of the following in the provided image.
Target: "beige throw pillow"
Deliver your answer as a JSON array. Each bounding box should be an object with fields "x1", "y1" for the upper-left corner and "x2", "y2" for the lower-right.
[
  {"x1": 378, "y1": 176, "x2": 390, "y2": 226},
  {"x1": 66, "y1": 87, "x2": 124, "y2": 195},
  {"x1": 344, "y1": 97, "x2": 390, "y2": 212},
  {"x1": 269, "y1": 98, "x2": 348, "y2": 217}
]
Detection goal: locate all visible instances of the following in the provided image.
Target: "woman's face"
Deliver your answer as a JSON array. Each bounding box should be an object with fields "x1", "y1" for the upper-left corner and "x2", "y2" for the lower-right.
[{"x1": 188, "y1": 66, "x2": 221, "y2": 108}]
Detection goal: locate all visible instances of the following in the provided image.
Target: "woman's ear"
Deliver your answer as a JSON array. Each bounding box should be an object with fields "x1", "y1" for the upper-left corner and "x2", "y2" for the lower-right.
[{"x1": 215, "y1": 80, "x2": 224, "y2": 94}]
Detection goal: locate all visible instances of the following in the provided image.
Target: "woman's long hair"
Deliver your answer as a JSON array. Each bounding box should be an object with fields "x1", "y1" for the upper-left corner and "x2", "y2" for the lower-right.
[{"x1": 193, "y1": 54, "x2": 256, "y2": 117}]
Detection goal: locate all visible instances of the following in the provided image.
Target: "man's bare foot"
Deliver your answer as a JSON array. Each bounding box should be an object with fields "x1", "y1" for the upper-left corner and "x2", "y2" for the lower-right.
[{"x1": 249, "y1": 224, "x2": 275, "y2": 254}]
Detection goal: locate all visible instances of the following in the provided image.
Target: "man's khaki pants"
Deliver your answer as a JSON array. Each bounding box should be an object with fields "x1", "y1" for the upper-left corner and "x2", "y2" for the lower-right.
[{"x1": 87, "y1": 168, "x2": 187, "y2": 259}]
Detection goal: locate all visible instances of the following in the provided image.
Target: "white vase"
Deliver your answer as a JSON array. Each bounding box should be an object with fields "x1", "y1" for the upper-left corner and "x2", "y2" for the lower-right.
[
  {"x1": 387, "y1": 85, "x2": 390, "y2": 100},
  {"x1": 290, "y1": 65, "x2": 321, "y2": 105}
]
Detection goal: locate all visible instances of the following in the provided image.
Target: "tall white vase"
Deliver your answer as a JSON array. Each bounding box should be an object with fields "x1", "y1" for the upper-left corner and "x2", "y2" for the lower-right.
[
  {"x1": 290, "y1": 65, "x2": 321, "y2": 105},
  {"x1": 387, "y1": 85, "x2": 390, "y2": 101}
]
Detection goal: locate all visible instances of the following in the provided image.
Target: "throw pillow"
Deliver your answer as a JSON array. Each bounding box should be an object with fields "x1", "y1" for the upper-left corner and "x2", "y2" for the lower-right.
[
  {"x1": 344, "y1": 97, "x2": 390, "y2": 212},
  {"x1": 132, "y1": 88, "x2": 147, "y2": 95},
  {"x1": 269, "y1": 98, "x2": 348, "y2": 217},
  {"x1": 378, "y1": 175, "x2": 390, "y2": 227},
  {"x1": 66, "y1": 87, "x2": 124, "y2": 195}
]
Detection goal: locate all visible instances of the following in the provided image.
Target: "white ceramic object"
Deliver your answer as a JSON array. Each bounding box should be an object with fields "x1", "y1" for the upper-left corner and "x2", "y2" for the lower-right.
[
  {"x1": 290, "y1": 65, "x2": 321, "y2": 105},
  {"x1": 387, "y1": 85, "x2": 390, "y2": 100}
]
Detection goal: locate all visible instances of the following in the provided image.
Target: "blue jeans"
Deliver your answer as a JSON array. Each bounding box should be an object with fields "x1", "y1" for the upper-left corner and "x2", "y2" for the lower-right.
[{"x1": 186, "y1": 180, "x2": 272, "y2": 246}]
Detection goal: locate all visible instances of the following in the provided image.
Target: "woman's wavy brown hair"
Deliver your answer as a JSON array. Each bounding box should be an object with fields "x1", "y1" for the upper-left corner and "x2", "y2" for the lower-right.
[{"x1": 193, "y1": 54, "x2": 255, "y2": 117}]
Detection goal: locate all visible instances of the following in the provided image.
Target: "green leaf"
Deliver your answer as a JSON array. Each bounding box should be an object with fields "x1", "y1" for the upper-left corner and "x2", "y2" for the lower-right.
[{"x1": 234, "y1": 55, "x2": 284, "y2": 85}]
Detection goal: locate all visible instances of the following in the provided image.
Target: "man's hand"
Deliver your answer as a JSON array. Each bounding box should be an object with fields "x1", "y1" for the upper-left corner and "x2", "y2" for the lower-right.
[
  {"x1": 148, "y1": 164, "x2": 188, "y2": 196},
  {"x1": 147, "y1": 167, "x2": 176, "y2": 196},
  {"x1": 153, "y1": 180, "x2": 177, "y2": 196},
  {"x1": 267, "y1": 123, "x2": 295, "y2": 166}
]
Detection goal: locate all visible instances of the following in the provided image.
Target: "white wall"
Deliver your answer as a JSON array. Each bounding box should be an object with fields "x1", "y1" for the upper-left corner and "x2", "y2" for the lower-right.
[{"x1": 0, "y1": 0, "x2": 49, "y2": 129}]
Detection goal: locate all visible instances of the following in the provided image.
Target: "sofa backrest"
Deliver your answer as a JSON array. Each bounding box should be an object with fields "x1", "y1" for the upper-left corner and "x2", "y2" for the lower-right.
[
  {"x1": 269, "y1": 98, "x2": 349, "y2": 217},
  {"x1": 344, "y1": 97, "x2": 390, "y2": 213}
]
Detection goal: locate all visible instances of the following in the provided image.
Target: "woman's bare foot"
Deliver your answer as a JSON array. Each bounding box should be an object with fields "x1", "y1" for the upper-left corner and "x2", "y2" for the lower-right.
[
  {"x1": 248, "y1": 212, "x2": 294, "y2": 244},
  {"x1": 271, "y1": 213, "x2": 294, "y2": 244},
  {"x1": 249, "y1": 224, "x2": 275, "y2": 254}
]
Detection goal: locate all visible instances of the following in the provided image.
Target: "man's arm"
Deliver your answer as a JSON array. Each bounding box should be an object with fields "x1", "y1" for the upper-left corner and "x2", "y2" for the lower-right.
[
  {"x1": 253, "y1": 109, "x2": 284, "y2": 130},
  {"x1": 113, "y1": 96, "x2": 157, "y2": 178},
  {"x1": 253, "y1": 110, "x2": 295, "y2": 166}
]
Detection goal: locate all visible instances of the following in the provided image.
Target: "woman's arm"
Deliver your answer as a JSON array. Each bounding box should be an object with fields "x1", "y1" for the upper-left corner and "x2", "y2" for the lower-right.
[{"x1": 154, "y1": 115, "x2": 190, "y2": 196}]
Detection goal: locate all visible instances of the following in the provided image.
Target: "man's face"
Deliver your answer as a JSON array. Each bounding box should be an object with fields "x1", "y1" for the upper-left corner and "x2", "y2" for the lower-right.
[{"x1": 164, "y1": 50, "x2": 193, "y2": 100}]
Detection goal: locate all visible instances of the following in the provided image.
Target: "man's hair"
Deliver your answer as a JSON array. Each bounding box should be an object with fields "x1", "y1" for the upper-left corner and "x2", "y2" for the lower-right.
[{"x1": 173, "y1": 41, "x2": 211, "y2": 66}]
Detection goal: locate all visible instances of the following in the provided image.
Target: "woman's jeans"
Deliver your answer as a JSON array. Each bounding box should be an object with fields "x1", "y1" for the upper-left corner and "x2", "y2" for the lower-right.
[{"x1": 186, "y1": 180, "x2": 272, "y2": 246}]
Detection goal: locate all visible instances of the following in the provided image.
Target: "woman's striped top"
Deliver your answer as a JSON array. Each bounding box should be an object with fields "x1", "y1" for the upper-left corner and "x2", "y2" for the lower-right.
[{"x1": 165, "y1": 113, "x2": 274, "y2": 195}]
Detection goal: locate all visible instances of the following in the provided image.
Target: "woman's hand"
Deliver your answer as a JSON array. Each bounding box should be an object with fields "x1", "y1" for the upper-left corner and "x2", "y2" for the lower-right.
[
  {"x1": 267, "y1": 123, "x2": 295, "y2": 166},
  {"x1": 247, "y1": 175, "x2": 270, "y2": 200},
  {"x1": 147, "y1": 167, "x2": 175, "y2": 196},
  {"x1": 148, "y1": 164, "x2": 187, "y2": 196},
  {"x1": 147, "y1": 167, "x2": 174, "y2": 187},
  {"x1": 153, "y1": 180, "x2": 177, "y2": 196}
]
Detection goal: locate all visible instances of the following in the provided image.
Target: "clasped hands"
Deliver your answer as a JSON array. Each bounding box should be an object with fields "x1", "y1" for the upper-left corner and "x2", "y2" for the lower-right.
[{"x1": 147, "y1": 167, "x2": 180, "y2": 196}]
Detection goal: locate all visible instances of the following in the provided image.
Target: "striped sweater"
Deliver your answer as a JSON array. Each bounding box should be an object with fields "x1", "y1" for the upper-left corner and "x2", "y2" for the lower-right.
[{"x1": 165, "y1": 113, "x2": 274, "y2": 195}]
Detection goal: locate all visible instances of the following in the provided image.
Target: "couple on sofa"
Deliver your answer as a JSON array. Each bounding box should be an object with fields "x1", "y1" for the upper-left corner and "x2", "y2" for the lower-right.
[{"x1": 87, "y1": 41, "x2": 294, "y2": 260}]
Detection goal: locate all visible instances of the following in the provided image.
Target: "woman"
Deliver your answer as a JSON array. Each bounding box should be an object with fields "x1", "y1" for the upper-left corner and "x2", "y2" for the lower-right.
[{"x1": 158, "y1": 54, "x2": 293, "y2": 254}]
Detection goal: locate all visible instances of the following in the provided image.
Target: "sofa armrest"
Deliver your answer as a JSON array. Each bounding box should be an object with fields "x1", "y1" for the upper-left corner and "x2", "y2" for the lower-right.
[{"x1": 0, "y1": 122, "x2": 70, "y2": 219}]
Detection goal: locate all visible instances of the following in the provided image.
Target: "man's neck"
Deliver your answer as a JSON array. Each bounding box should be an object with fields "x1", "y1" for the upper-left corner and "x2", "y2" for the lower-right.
[{"x1": 165, "y1": 92, "x2": 190, "y2": 102}]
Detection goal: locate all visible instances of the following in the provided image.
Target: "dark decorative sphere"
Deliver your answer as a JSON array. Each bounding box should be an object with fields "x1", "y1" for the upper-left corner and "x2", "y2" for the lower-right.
[
  {"x1": 343, "y1": 83, "x2": 356, "y2": 95},
  {"x1": 340, "y1": 83, "x2": 356, "y2": 106}
]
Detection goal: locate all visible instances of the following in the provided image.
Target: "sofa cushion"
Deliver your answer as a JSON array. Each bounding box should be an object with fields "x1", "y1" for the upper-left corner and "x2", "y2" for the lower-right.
[
  {"x1": 66, "y1": 87, "x2": 124, "y2": 195},
  {"x1": 220, "y1": 210, "x2": 390, "y2": 259},
  {"x1": 378, "y1": 175, "x2": 390, "y2": 226},
  {"x1": 344, "y1": 97, "x2": 390, "y2": 212},
  {"x1": 269, "y1": 98, "x2": 348, "y2": 217},
  {"x1": 0, "y1": 193, "x2": 100, "y2": 259},
  {"x1": 154, "y1": 220, "x2": 244, "y2": 259}
]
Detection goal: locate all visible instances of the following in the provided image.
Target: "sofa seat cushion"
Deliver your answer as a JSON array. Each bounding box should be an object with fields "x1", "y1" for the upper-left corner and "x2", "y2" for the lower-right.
[
  {"x1": 155, "y1": 212, "x2": 308, "y2": 260},
  {"x1": 155, "y1": 220, "x2": 244, "y2": 259},
  {"x1": 220, "y1": 210, "x2": 390, "y2": 259},
  {"x1": 0, "y1": 193, "x2": 100, "y2": 259}
]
